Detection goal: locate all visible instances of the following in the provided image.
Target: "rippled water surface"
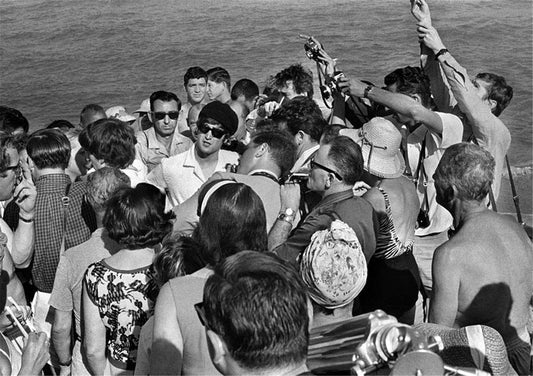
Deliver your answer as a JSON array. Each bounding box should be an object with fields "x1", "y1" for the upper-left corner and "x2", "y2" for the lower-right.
[{"x1": 1, "y1": 1, "x2": 531, "y2": 165}]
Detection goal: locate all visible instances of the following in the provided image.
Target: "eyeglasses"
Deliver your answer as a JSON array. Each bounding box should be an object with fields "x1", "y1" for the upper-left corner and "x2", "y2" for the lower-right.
[
  {"x1": 310, "y1": 158, "x2": 343, "y2": 181},
  {"x1": 197, "y1": 123, "x2": 226, "y2": 139},
  {"x1": 151, "y1": 111, "x2": 180, "y2": 121},
  {"x1": 194, "y1": 302, "x2": 209, "y2": 329}
]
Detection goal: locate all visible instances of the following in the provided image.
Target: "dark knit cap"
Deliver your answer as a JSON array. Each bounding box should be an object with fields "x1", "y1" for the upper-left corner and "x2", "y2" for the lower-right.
[{"x1": 199, "y1": 101, "x2": 238, "y2": 136}]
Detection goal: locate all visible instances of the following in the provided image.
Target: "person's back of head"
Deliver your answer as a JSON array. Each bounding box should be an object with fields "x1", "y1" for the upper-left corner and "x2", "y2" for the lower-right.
[
  {"x1": 193, "y1": 181, "x2": 267, "y2": 266},
  {"x1": 184, "y1": 66, "x2": 208, "y2": 86},
  {"x1": 271, "y1": 97, "x2": 325, "y2": 143},
  {"x1": 26, "y1": 128, "x2": 71, "y2": 171},
  {"x1": 103, "y1": 183, "x2": 172, "y2": 249},
  {"x1": 79, "y1": 118, "x2": 136, "y2": 169},
  {"x1": 0, "y1": 106, "x2": 29, "y2": 134},
  {"x1": 231, "y1": 79, "x2": 259, "y2": 104},
  {"x1": 384, "y1": 66, "x2": 432, "y2": 108},
  {"x1": 86, "y1": 166, "x2": 131, "y2": 216},
  {"x1": 46, "y1": 119, "x2": 75, "y2": 132},
  {"x1": 271, "y1": 64, "x2": 314, "y2": 98},
  {"x1": 80, "y1": 104, "x2": 106, "y2": 128},
  {"x1": 324, "y1": 136, "x2": 364, "y2": 186},
  {"x1": 434, "y1": 142, "x2": 495, "y2": 203},
  {"x1": 202, "y1": 250, "x2": 310, "y2": 375},
  {"x1": 300, "y1": 220, "x2": 367, "y2": 321},
  {"x1": 251, "y1": 130, "x2": 297, "y2": 179},
  {"x1": 207, "y1": 67, "x2": 231, "y2": 90},
  {"x1": 475, "y1": 73, "x2": 513, "y2": 116}
]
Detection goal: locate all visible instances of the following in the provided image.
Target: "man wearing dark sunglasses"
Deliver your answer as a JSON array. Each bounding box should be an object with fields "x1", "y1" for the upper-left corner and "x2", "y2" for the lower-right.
[
  {"x1": 135, "y1": 91, "x2": 193, "y2": 173},
  {"x1": 147, "y1": 101, "x2": 239, "y2": 207},
  {"x1": 269, "y1": 136, "x2": 378, "y2": 265}
]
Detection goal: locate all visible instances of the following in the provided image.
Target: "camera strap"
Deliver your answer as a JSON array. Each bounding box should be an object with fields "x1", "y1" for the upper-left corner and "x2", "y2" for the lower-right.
[{"x1": 414, "y1": 133, "x2": 429, "y2": 212}]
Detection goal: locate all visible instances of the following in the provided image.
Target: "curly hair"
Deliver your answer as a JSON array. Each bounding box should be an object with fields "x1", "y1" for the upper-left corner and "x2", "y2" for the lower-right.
[
  {"x1": 270, "y1": 96, "x2": 325, "y2": 142},
  {"x1": 0, "y1": 131, "x2": 15, "y2": 172},
  {"x1": 271, "y1": 64, "x2": 314, "y2": 98},
  {"x1": 104, "y1": 183, "x2": 173, "y2": 249},
  {"x1": 475, "y1": 73, "x2": 513, "y2": 116}
]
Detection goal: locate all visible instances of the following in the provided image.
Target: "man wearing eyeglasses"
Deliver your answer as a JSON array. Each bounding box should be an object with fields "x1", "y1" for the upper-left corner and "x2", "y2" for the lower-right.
[
  {"x1": 269, "y1": 136, "x2": 377, "y2": 265},
  {"x1": 135, "y1": 91, "x2": 193, "y2": 173},
  {"x1": 147, "y1": 101, "x2": 239, "y2": 207}
]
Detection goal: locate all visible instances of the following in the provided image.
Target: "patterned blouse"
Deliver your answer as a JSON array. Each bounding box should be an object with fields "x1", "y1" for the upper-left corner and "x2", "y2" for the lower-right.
[{"x1": 84, "y1": 260, "x2": 159, "y2": 370}]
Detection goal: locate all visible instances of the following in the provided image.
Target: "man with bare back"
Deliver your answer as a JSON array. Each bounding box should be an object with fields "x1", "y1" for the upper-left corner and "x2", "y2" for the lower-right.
[{"x1": 431, "y1": 142, "x2": 532, "y2": 375}]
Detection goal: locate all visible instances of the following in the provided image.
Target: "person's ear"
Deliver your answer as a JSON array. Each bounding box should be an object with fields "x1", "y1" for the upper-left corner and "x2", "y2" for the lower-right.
[
  {"x1": 488, "y1": 99, "x2": 497, "y2": 112},
  {"x1": 255, "y1": 143, "x2": 269, "y2": 158},
  {"x1": 445, "y1": 184, "x2": 457, "y2": 203},
  {"x1": 295, "y1": 130, "x2": 305, "y2": 145},
  {"x1": 206, "y1": 329, "x2": 228, "y2": 369}
]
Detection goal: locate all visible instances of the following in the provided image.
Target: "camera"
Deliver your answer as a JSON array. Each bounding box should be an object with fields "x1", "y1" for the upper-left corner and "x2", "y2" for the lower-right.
[
  {"x1": 286, "y1": 172, "x2": 309, "y2": 185},
  {"x1": 301, "y1": 35, "x2": 322, "y2": 63}
]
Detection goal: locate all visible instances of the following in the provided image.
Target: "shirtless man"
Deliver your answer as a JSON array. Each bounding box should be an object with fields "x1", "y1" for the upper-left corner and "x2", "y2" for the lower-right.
[{"x1": 431, "y1": 142, "x2": 532, "y2": 375}]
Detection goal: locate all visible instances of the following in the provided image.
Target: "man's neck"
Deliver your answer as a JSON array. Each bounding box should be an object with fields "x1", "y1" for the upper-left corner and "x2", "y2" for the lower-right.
[
  {"x1": 155, "y1": 130, "x2": 174, "y2": 150},
  {"x1": 248, "y1": 161, "x2": 281, "y2": 178},
  {"x1": 321, "y1": 183, "x2": 352, "y2": 199},
  {"x1": 454, "y1": 200, "x2": 489, "y2": 232},
  {"x1": 297, "y1": 141, "x2": 318, "y2": 160},
  {"x1": 34, "y1": 168, "x2": 66, "y2": 179},
  {"x1": 217, "y1": 92, "x2": 231, "y2": 104},
  {"x1": 229, "y1": 362, "x2": 309, "y2": 376},
  {"x1": 194, "y1": 144, "x2": 219, "y2": 163}
]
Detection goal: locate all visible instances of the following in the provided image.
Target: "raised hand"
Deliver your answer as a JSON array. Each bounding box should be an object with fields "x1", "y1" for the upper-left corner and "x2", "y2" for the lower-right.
[
  {"x1": 14, "y1": 163, "x2": 36, "y2": 219},
  {"x1": 417, "y1": 24, "x2": 446, "y2": 53},
  {"x1": 410, "y1": 0, "x2": 432, "y2": 27}
]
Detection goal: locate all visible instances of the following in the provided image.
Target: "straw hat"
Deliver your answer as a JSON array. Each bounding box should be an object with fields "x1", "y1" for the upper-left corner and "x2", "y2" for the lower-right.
[
  {"x1": 414, "y1": 323, "x2": 515, "y2": 376},
  {"x1": 299, "y1": 220, "x2": 367, "y2": 310},
  {"x1": 340, "y1": 117, "x2": 405, "y2": 178}
]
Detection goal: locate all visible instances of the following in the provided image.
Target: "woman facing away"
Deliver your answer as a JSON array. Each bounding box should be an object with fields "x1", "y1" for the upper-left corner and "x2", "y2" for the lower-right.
[
  {"x1": 150, "y1": 180, "x2": 268, "y2": 375},
  {"x1": 82, "y1": 183, "x2": 172, "y2": 375},
  {"x1": 342, "y1": 117, "x2": 421, "y2": 324}
]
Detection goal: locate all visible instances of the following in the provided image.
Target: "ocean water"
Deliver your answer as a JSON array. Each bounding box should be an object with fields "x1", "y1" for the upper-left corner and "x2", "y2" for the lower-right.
[{"x1": 1, "y1": 0, "x2": 532, "y2": 212}]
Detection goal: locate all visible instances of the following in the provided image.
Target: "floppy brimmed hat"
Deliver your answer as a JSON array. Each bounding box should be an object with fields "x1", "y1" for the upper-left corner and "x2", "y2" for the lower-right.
[
  {"x1": 340, "y1": 117, "x2": 405, "y2": 179},
  {"x1": 133, "y1": 98, "x2": 150, "y2": 114}
]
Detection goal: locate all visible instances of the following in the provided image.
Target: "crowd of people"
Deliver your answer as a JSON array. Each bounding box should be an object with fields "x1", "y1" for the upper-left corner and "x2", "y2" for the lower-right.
[{"x1": 0, "y1": 1, "x2": 531, "y2": 375}]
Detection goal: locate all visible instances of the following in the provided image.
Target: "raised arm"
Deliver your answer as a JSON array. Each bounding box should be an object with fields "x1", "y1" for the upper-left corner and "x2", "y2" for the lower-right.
[
  {"x1": 11, "y1": 164, "x2": 36, "y2": 268},
  {"x1": 337, "y1": 75, "x2": 444, "y2": 135},
  {"x1": 411, "y1": 0, "x2": 456, "y2": 113}
]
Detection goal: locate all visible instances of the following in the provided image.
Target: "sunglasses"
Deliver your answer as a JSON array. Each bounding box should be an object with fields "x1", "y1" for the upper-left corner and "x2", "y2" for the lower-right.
[
  {"x1": 197, "y1": 123, "x2": 226, "y2": 139},
  {"x1": 152, "y1": 111, "x2": 180, "y2": 121},
  {"x1": 310, "y1": 159, "x2": 343, "y2": 181}
]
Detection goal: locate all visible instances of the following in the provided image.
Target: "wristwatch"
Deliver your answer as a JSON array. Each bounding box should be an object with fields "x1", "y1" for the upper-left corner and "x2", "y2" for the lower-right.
[{"x1": 277, "y1": 208, "x2": 295, "y2": 224}]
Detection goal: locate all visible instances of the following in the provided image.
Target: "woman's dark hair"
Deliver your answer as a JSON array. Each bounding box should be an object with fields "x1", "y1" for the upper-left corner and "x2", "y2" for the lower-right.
[
  {"x1": 104, "y1": 184, "x2": 173, "y2": 249},
  {"x1": 192, "y1": 182, "x2": 267, "y2": 266}
]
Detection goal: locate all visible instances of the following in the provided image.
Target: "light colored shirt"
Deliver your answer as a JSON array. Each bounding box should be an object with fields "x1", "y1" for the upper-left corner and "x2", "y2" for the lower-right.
[
  {"x1": 135, "y1": 127, "x2": 192, "y2": 173},
  {"x1": 407, "y1": 111, "x2": 463, "y2": 236},
  {"x1": 147, "y1": 145, "x2": 239, "y2": 207}
]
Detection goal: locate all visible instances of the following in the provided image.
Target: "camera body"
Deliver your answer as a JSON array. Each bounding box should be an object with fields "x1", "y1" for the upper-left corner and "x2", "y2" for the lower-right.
[
  {"x1": 303, "y1": 37, "x2": 322, "y2": 62},
  {"x1": 416, "y1": 209, "x2": 431, "y2": 229}
]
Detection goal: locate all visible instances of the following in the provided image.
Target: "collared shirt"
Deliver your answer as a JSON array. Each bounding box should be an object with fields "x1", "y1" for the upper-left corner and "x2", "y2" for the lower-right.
[
  {"x1": 32, "y1": 173, "x2": 94, "y2": 293},
  {"x1": 135, "y1": 128, "x2": 193, "y2": 173},
  {"x1": 291, "y1": 144, "x2": 320, "y2": 173},
  {"x1": 147, "y1": 145, "x2": 239, "y2": 207},
  {"x1": 407, "y1": 112, "x2": 463, "y2": 236},
  {"x1": 274, "y1": 189, "x2": 378, "y2": 264}
]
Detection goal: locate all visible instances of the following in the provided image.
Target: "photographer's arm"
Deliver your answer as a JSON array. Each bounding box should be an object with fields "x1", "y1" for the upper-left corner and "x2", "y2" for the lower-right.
[
  {"x1": 338, "y1": 76, "x2": 443, "y2": 134},
  {"x1": 418, "y1": 24, "x2": 500, "y2": 146}
]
